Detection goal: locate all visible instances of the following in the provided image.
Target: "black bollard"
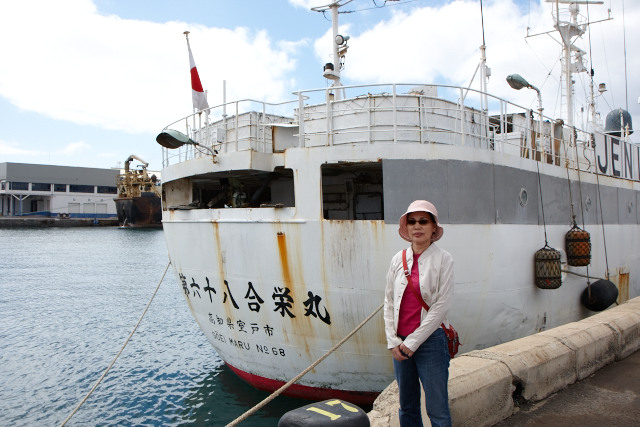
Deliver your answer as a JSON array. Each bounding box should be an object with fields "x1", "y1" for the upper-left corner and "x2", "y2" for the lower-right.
[{"x1": 278, "y1": 399, "x2": 370, "y2": 427}]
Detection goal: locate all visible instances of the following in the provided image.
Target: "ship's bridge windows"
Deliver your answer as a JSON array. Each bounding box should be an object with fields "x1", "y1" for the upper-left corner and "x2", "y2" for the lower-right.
[
  {"x1": 164, "y1": 167, "x2": 295, "y2": 210},
  {"x1": 321, "y1": 162, "x2": 383, "y2": 220}
]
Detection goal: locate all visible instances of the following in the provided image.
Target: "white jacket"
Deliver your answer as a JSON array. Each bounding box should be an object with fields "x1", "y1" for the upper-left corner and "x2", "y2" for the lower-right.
[{"x1": 384, "y1": 244, "x2": 454, "y2": 352}]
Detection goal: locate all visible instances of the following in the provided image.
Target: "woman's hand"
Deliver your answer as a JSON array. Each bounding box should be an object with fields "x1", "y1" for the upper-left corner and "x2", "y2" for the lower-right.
[{"x1": 391, "y1": 343, "x2": 414, "y2": 361}]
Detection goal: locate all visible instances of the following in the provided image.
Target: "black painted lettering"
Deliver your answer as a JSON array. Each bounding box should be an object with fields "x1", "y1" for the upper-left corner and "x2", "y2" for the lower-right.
[
  {"x1": 611, "y1": 137, "x2": 621, "y2": 177},
  {"x1": 624, "y1": 140, "x2": 633, "y2": 179},
  {"x1": 597, "y1": 135, "x2": 609, "y2": 174},
  {"x1": 637, "y1": 145, "x2": 640, "y2": 180}
]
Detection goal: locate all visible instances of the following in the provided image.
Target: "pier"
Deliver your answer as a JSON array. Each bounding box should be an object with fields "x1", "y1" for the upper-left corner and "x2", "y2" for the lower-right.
[
  {"x1": 368, "y1": 296, "x2": 640, "y2": 426},
  {"x1": 494, "y1": 349, "x2": 640, "y2": 426}
]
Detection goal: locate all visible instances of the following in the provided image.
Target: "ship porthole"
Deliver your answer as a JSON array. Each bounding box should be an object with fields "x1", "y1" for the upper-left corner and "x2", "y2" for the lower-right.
[{"x1": 519, "y1": 188, "x2": 528, "y2": 207}]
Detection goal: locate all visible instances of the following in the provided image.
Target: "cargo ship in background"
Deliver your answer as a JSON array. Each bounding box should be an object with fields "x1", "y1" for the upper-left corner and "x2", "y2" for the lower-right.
[
  {"x1": 114, "y1": 155, "x2": 162, "y2": 228},
  {"x1": 155, "y1": 0, "x2": 638, "y2": 404}
]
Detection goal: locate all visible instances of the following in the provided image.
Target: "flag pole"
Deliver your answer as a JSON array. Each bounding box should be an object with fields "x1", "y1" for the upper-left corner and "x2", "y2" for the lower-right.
[
  {"x1": 185, "y1": 30, "x2": 196, "y2": 158},
  {"x1": 184, "y1": 31, "x2": 195, "y2": 117},
  {"x1": 182, "y1": 30, "x2": 196, "y2": 118}
]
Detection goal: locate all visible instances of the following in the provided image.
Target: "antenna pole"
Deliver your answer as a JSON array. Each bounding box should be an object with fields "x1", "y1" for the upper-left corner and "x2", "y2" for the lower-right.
[{"x1": 330, "y1": 3, "x2": 343, "y2": 100}]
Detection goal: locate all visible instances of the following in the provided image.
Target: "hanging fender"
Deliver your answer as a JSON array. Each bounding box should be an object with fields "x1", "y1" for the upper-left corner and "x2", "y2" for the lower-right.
[
  {"x1": 566, "y1": 225, "x2": 591, "y2": 267},
  {"x1": 581, "y1": 279, "x2": 618, "y2": 311},
  {"x1": 534, "y1": 245, "x2": 562, "y2": 289}
]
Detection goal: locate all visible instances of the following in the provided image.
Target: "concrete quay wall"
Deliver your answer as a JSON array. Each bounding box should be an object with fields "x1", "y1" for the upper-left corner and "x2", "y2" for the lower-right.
[
  {"x1": 368, "y1": 296, "x2": 640, "y2": 427},
  {"x1": 0, "y1": 217, "x2": 120, "y2": 228}
]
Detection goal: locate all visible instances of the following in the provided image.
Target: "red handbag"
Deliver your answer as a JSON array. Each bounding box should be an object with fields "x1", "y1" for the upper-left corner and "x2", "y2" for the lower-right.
[{"x1": 402, "y1": 249, "x2": 460, "y2": 358}]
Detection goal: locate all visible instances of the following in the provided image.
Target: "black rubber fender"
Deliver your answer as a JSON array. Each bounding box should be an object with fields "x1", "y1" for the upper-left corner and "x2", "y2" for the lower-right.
[{"x1": 581, "y1": 279, "x2": 618, "y2": 311}]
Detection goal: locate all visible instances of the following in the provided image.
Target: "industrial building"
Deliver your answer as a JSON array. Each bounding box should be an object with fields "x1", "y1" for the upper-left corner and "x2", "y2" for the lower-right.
[{"x1": 0, "y1": 162, "x2": 119, "y2": 218}]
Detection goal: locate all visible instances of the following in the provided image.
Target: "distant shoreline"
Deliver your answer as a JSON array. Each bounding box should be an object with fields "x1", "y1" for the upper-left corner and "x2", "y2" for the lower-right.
[{"x1": 0, "y1": 217, "x2": 120, "y2": 228}]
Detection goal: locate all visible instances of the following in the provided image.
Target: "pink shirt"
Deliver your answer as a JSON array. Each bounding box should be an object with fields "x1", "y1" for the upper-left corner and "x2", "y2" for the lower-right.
[{"x1": 397, "y1": 253, "x2": 423, "y2": 336}]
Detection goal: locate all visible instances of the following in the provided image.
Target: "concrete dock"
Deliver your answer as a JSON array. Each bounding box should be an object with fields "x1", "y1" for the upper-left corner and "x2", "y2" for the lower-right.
[
  {"x1": 494, "y1": 348, "x2": 640, "y2": 426},
  {"x1": 0, "y1": 216, "x2": 120, "y2": 227},
  {"x1": 368, "y1": 296, "x2": 640, "y2": 426}
]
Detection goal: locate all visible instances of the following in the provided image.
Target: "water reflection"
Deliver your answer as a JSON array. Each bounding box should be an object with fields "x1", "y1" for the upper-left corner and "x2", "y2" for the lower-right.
[{"x1": 182, "y1": 364, "x2": 318, "y2": 426}]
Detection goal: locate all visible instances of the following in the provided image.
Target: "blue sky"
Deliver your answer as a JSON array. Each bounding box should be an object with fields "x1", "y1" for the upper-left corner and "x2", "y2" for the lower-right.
[{"x1": 0, "y1": 0, "x2": 637, "y2": 171}]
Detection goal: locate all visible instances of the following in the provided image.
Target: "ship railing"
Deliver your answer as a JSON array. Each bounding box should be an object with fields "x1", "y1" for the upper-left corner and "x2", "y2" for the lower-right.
[
  {"x1": 160, "y1": 97, "x2": 301, "y2": 167},
  {"x1": 295, "y1": 83, "x2": 495, "y2": 150},
  {"x1": 160, "y1": 82, "x2": 601, "y2": 177},
  {"x1": 293, "y1": 83, "x2": 599, "y2": 174}
]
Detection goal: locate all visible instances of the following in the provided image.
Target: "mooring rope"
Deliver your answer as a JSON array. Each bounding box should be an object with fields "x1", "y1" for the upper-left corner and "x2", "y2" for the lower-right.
[
  {"x1": 594, "y1": 170, "x2": 611, "y2": 280},
  {"x1": 535, "y1": 144, "x2": 549, "y2": 246},
  {"x1": 568, "y1": 131, "x2": 594, "y2": 296},
  {"x1": 561, "y1": 269, "x2": 606, "y2": 282},
  {"x1": 60, "y1": 261, "x2": 171, "y2": 427},
  {"x1": 226, "y1": 302, "x2": 384, "y2": 427}
]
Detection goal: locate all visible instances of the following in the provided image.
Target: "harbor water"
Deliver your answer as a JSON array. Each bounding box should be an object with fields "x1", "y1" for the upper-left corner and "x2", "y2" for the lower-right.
[{"x1": 0, "y1": 227, "x2": 317, "y2": 426}]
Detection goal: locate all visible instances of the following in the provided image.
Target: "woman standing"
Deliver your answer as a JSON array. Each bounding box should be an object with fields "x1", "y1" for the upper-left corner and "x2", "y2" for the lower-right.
[{"x1": 384, "y1": 200, "x2": 454, "y2": 427}]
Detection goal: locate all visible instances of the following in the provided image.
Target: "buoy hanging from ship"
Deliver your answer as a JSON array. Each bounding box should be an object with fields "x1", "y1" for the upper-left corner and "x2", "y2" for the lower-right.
[
  {"x1": 566, "y1": 221, "x2": 591, "y2": 267},
  {"x1": 534, "y1": 244, "x2": 562, "y2": 289}
]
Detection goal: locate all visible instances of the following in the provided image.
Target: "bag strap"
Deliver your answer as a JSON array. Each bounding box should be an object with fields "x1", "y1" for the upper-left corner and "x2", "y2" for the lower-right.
[{"x1": 402, "y1": 249, "x2": 448, "y2": 330}]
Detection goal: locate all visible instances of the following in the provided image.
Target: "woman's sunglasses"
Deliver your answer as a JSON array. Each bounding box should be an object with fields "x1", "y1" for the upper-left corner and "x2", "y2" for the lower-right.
[{"x1": 406, "y1": 218, "x2": 431, "y2": 225}]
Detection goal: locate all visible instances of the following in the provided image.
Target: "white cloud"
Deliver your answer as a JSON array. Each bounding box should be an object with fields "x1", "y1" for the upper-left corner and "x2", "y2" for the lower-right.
[
  {"x1": 58, "y1": 141, "x2": 92, "y2": 155},
  {"x1": 0, "y1": 140, "x2": 44, "y2": 156},
  {"x1": 0, "y1": 0, "x2": 637, "y2": 143},
  {"x1": 0, "y1": 0, "x2": 297, "y2": 135},
  {"x1": 288, "y1": 0, "x2": 332, "y2": 9},
  {"x1": 322, "y1": 0, "x2": 638, "y2": 128}
]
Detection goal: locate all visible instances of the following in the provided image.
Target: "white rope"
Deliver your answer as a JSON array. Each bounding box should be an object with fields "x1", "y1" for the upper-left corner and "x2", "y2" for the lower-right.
[
  {"x1": 60, "y1": 261, "x2": 171, "y2": 427},
  {"x1": 226, "y1": 302, "x2": 384, "y2": 427}
]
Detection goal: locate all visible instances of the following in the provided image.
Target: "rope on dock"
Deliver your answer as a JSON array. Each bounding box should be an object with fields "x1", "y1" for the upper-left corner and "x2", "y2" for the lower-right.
[
  {"x1": 59, "y1": 261, "x2": 171, "y2": 427},
  {"x1": 226, "y1": 302, "x2": 384, "y2": 427}
]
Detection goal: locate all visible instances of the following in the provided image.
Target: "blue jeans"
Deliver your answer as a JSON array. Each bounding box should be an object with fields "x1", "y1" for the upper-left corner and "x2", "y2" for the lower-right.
[{"x1": 393, "y1": 328, "x2": 452, "y2": 427}]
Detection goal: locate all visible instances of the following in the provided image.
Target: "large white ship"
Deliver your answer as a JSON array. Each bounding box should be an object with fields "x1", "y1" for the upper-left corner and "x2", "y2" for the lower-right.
[{"x1": 156, "y1": 1, "x2": 638, "y2": 404}]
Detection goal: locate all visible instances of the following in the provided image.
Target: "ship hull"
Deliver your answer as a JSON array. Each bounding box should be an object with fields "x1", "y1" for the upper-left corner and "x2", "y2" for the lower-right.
[
  {"x1": 226, "y1": 363, "x2": 380, "y2": 405},
  {"x1": 161, "y1": 144, "x2": 640, "y2": 403},
  {"x1": 115, "y1": 193, "x2": 162, "y2": 228}
]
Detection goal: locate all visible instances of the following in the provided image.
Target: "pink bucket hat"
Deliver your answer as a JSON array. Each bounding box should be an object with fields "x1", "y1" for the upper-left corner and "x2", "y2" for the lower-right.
[{"x1": 398, "y1": 200, "x2": 444, "y2": 242}]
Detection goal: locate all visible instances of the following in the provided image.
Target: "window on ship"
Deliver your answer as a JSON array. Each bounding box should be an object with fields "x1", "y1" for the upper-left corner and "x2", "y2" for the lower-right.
[
  {"x1": 165, "y1": 167, "x2": 295, "y2": 209},
  {"x1": 321, "y1": 162, "x2": 383, "y2": 220}
]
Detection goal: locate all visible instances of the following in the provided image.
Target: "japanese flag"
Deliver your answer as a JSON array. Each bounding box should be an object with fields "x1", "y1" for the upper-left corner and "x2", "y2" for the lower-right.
[{"x1": 187, "y1": 39, "x2": 209, "y2": 111}]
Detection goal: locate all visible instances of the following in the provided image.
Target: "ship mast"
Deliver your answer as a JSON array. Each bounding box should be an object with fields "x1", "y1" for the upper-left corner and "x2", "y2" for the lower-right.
[
  {"x1": 313, "y1": 0, "x2": 353, "y2": 100},
  {"x1": 545, "y1": 0, "x2": 608, "y2": 128}
]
